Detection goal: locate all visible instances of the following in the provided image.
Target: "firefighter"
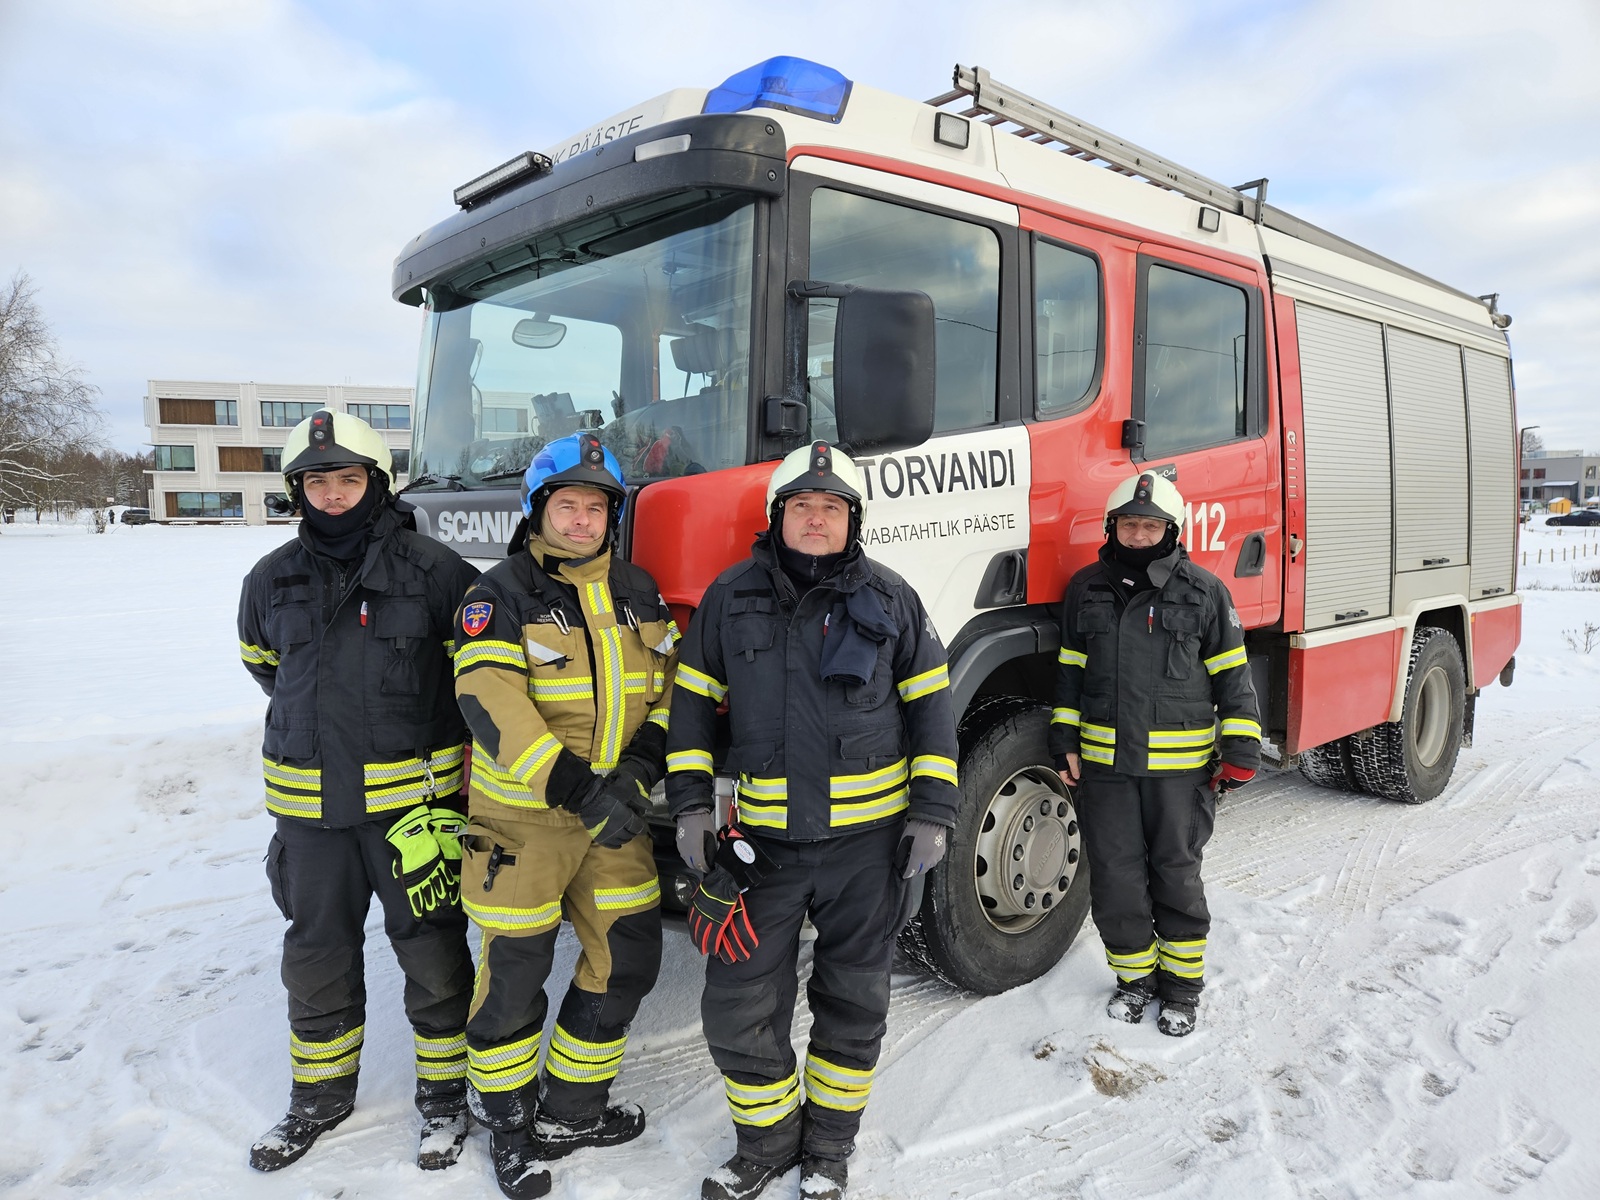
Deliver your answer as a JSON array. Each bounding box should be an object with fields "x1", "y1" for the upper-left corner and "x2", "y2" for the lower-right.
[
  {"x1": 667, "y1": 442, "x2": 960, "y2": 1200},
  {"x1": 238, "y1": 409, "x2": 479, "y2": 1171},
  {"x1": 451, "y1": 432, "x2": 676, "y2": 1200},
  {"x1": 1050, "y1": 471, "x2": 1261, "y2": 1036}
]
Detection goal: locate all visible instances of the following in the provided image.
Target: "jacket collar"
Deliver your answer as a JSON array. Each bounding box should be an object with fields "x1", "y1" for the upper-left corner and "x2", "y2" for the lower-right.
[{"x1": 751, "y1": 530, "x2": 871, "y2": 600}]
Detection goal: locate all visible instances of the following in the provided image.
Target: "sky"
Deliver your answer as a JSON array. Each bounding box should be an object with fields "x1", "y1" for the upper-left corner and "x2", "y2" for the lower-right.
[{"x1": 1, "y1": 0, "x2": 1596, "y2": 453}]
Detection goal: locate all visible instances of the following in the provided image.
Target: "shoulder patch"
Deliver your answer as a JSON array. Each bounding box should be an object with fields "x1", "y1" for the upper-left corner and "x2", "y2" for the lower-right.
[
  {"x1": 462, "y1": 601, "x2": 493, "y2": 637},
  {"x1": 1228, "y1": 607, "x2": 1243, "y2": 629}
]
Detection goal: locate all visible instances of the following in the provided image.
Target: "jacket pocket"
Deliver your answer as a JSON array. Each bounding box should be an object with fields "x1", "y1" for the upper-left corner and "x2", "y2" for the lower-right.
[
  {"x1": 635, "y1": 618, "x2": 675, "y2": 703},
  {"x1": 729, "y1": 741, "x2": 777, "y2": 776},
  {"x1": 843, "y1": 641, "x2": 894, "y2": 708},
  {"x1": 1160, "y1": 601, "x2": 1204, "y2": 679},
  {"x1": 265, "y1": 833, "x2": 292, "y2": 920},
  {"x1": 269, "y1": 604, "x2": 315, "y2": 648},
  {"x1": 837, "y1": 725, "x2": 903, "y2": 769},
  {"x1": 375, "y1": 599, "x2": 430, "y2": 695},
  {"x1": 263, "y1": 725, "x2": 316, "y2": 762},
  {"x1": 1154, "y1": 699, "x2": 1216, "y2": 730},
  {"x1": 724, "y1": 616, "x2": 777, "y2": 664},
  {"x1": 1075, "y1": 600, "x2": 1116, "y2": 636}
]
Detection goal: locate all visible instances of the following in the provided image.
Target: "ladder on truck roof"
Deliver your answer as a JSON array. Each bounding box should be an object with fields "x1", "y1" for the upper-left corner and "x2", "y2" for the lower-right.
[{"x1": 928, "y1": 64, "x2": 1492, "y2": 310}]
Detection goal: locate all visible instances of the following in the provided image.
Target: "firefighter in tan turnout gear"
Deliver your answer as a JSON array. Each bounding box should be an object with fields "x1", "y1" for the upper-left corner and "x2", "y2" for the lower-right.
[
  {"x1": 451, "y1": 432, "x2": 676, "y2": 1200},
  {"x1": 668, "y1": 443, "x2": 960, "y2": 1200},
  {"x1": 237, "y1": 410, "x2": 479, "y2": 1172},
  {"x1": 1051, "y1": 471, "x2": 1261, "y2": 1036}
]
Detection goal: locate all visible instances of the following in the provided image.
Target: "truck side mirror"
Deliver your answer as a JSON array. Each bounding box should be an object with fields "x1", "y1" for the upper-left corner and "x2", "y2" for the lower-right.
[{"x1": 832, "y1": 286, "x2": 936, "y2": 454}]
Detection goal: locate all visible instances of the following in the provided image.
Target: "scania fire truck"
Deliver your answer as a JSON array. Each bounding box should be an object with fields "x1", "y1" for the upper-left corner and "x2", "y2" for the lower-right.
[{"x1": 391, "y1": 57, "x2": 1520, "y2": 994}]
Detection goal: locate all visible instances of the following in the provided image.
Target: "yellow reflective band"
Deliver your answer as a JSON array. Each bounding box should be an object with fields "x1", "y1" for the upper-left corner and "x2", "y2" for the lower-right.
[
  {"x1": 442, "y1": 637, "x2": 457, "y2": 660},
  {"x1": 264, "y1": 757, "x2": 322, "y2": 818},
  {"x1": 1081, "y1": 744, "x2": 1115, "y2": 767},
  {"x1": 735, "y1": 802, "x2": 788, "y2": 831},
  {"x1": 910, "y1": 755, "x2": 958, "y2": 786},
  {"x1": 364, "y1": 745, "x2": 466, "y2": 785},
  {"x1": 1158, "y1": 936, "x2": 1206, "y2": 979},
  {"x1": 738, "y1": 775, "x2": 788, "y2": 800},
  {"x1": 292, "y1": 1026, "x2": 364, "y2": 1059},
  {"x1": 647, "y1": 705, "x2": 671, "y2": 730},
  {"x1": 622, "y1": 670, "x2": 652, "y2": 696},
  {"x1": 415, "y1": 1030, "x2": 467, "y2": 1081},
  {"x1": 265, "y1": 791, "x2": 322, "y2": 819},
  {"x1": 1052, "y1": 707, "x2": 1081, "y2": 727},
  {"x1": 292, "y1": 1052, "x2": 360, "y2": 1083},
  {"x1": 545, "y1": 1024, "x2": 626, "y2": 1085},
  {"x1": 1106, "y1": 942, "x2": 1159, "y2": 981},
  {"x1": 594, "y1": 879, "x2": 662, "y2": 911},
  {"x1": 592, "y1": 617, "x2": 628, "y2": 771},
  {"x1": 1204, "y1": 645, "x2": 1249, "y2": 675},
  {"x1": 510, "y1": 735, "x2": 562, "y2": 783},
  {"x1": 1220, "y1": 717, "x2": 1262, "y2": 741},
  {"x1": 463, "y1": 898, "x2": 562, "y2": 933},
  {"x1": 726, "y1": 1073, "x2": 801, "y2": 1127},
  {"x1": 583, "y1": 580, "x2": 613, "y2": 617},
  {"x1": 364, "y1": 774, "x2": 465, "y2": 814},
  {"x1": 239, "y1": 641, "x2": 280, "y2": 667},
  {"x1": 804, "y1": 1054, "x2": 874, "y2": 1112},
  {"x1": 1080, "y1": 722, "x2": 1116, "y2": 745},
  {"x1": 896, "y1": 664, "x2": 950, "y2": 702},
  {"x1": 830, "y1": 759, "x2": 909, "y2": 799},
  {"x1": 470, "y1": 757, "x2": 546, "y2": 808},
  {"x1": 415, "y1": 1031, "x2": 466, "y2": 1055},
  {"x1": 1148, "y1": 749, "x2": 1214, "y2": 770},
  {"x1": 264, "y1": 758, "x2": 321, "y2": 783},
  {"x1": 830, "y1": 788, "x2": 910, "y2": 828},
  {"x1": 667, "y1": 749, "x2": 714, "y2": 775},
  {"x1": 454, "y1": 639, "x2": 529, "y2": 673},
  {"x1": 1147, "y1": 728, "x2": 1216, "y2": 749},
  {"x1": 468, "y1": 1032, "x2": 542, "y2": 1092},
  {"x1": 677, "y1": 664, "x2": 728, "y2": 701},
  {"x1": 1058, "y1": 647, "x2": 1087, "y2": 668},
  {"x1": 529, "y1": 676, "x2": 595, "y2": 701}
]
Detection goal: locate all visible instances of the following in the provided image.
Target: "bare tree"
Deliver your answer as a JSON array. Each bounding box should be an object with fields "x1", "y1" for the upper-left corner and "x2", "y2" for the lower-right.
[
  {"x1": 0, "y1": 272, "x2": 104, "y2": 521},
  {"x1": 1521, "y1": 427, "x2": 1544, "y2": 458}
]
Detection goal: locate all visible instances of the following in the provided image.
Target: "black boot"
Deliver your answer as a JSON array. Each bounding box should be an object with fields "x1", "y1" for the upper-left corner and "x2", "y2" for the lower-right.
[
  {"x1": 702, "y1": 1152, "x2": 799, "y2": 1200},
  {"x1": 489, "y1": 1126, "x2": 551, "y2": 1199},
  {"x1": 248, "y1": 1108, "x2": 351, "y2": 1171},
  {"x1": 1157, "y1": 998, "x2": 1198, "y2": 1037},
  {"x1": 1106, "y1": 975, "x2": 1159, "y2": 1024},
  {"x1": 418, "y1": 1111, "x2": 470, "y2": 1170},
  {"x1": 799, "y1": 1153, "x2": 849, "y2": 1198},
  {"x1": 533, "y1": 1102, "x2": 645, "y2": 1160}
]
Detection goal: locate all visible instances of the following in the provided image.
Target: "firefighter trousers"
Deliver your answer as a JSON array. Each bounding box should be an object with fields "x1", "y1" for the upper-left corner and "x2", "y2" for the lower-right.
[
  {"x1": 265, "y1": 816, "x2": 474, "y2": 1121},
  {"x1": 1075, "y1": 765, "x2": 1214, "y2": 1003},
  {"x1": 702, "y1": 824, "x2": 902, "y2": 1166},
  {"x1": 459, "y1": 807, "x2": 662, "y2": 1132}
]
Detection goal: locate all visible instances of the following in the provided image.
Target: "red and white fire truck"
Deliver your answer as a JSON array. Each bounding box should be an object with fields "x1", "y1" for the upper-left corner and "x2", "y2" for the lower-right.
[{"x1": 391, "y1": 58, "x2": 1520, "y2": 993}]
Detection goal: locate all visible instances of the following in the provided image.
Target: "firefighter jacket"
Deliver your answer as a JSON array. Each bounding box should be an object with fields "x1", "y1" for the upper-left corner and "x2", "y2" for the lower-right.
[
  {"x1": 452, "y1": 536, "x2": 678, "y2": 819},
  {"x1": 665, "y1": 533, "x2": 960, "y2": 840},
  {"x1": 1049, "y1": 543, "x2": 1262, "y2": 776},
  {"x1": 237, "y1": 503, "x2": 479, "y2": 827}
]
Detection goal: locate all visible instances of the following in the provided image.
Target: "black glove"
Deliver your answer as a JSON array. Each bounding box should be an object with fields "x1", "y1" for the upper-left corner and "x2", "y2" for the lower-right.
[
  {"x1": 548, "y1": 748, "x2": 646, "y2": 848},
  {"x1": 687, "y1": 866, "x2": 757, "y2": 964},
  {"x1": 615, "y1": 721, "x2": 667, "y2": 792}
]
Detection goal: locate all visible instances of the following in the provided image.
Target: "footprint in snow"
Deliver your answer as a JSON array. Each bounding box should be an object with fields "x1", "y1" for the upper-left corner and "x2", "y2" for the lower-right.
[
  {"x1": 1471, "y1": 1109, "x2": 1569, "y2": 1194},
  {"x1": 1469, "y1": 1010, "x2": 1517, "y2": 1046},
  {"x1": 1538, "y1": 897, "x2": 1597, "y2": 947}
]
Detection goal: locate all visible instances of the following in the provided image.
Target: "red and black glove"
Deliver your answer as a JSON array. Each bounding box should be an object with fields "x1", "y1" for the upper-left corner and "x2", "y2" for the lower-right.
[
  {"x1": 1212, "y1": 763, "x2": 1255, "y2": 794},
  {"x1": 686, "y1": 867, "x2": 758, "y2": 964}
]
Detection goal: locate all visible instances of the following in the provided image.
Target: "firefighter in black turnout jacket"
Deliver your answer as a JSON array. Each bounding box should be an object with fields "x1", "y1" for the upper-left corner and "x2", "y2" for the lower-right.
[
  {"x1": 1050, "y1": 472, "x2": 1261, "y2": 1037},
  {"x1": 668, "y1": 443, "x2": 960, "y2": 1200},
  {"x1": 451, "y1": 433, "x2": 675, "y2": 1200},
  {"x1": 237, "y1": 410, "x2": 479, "y2": 1172}
]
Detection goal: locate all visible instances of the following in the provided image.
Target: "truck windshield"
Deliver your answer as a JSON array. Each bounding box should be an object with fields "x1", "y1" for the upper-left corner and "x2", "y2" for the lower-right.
[{"x1": 408, "y1": 190, "x2": 756, "y2": 490}]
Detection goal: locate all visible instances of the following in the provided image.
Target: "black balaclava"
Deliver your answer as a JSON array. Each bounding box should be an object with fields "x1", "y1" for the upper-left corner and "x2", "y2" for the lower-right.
[
  {"x1": 1109, "y1": 520, "x2": 1179, "y2": 570},
  {"x1": 300, "y1": 474, "x2": 384, "y2": 561}
]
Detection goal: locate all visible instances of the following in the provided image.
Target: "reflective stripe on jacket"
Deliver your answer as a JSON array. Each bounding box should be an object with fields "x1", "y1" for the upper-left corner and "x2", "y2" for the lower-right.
[
  {"x1": 237, "y1": 503, "x2": 479, "y2": 826},
  {"x1": 1048, "y1": 544, "x2": 1261, "y2": 775},
  {"x1": 666, "y1": 535, "x2": 959, "y2": 840},
  {"x1": 453, "y1": 539, "x2": 678, "y2": 817}
]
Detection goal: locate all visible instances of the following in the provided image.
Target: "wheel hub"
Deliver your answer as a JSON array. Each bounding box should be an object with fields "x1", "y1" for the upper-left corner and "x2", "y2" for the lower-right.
[{"x1": 972, "y1": 768, "x2": 1081, "y2": 933}]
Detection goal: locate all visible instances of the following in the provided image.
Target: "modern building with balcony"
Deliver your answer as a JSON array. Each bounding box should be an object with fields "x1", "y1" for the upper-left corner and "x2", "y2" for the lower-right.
[{"x1": 143, "y1": 380, "x2": 412, "y2": 524}]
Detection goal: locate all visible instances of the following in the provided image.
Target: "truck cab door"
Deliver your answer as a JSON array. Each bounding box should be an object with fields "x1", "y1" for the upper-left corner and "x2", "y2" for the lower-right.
[{"x1": 1131, "y1": 246, "x2": 1279, "y2": 625}]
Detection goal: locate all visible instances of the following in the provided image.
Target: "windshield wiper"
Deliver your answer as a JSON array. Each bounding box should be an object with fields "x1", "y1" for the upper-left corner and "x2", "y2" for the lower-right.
[
  {"x1": 477, "y1": 469, "x2": 527, "y2": 482},
  {"x1": 399, "y1": 473, "x2": 465, "y2": 493}
]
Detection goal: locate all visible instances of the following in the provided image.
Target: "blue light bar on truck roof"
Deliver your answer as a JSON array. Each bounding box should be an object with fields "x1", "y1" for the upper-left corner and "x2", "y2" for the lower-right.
[{"x1": 703, "y1": 56, "x2": 852, "y2": 123}]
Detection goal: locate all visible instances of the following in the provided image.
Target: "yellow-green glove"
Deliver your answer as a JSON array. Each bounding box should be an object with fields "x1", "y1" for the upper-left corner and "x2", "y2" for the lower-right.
[
  {"x1": 386, "y1": 805, "x2": 453, "y2": 919},
  {"x1": 427, "y1": 806, "x2": 466, "y2": 904}
]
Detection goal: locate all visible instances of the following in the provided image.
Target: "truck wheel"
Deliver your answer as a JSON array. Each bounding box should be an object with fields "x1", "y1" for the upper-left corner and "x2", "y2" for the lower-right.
[
  {"x1": 899, "y1": 699, "x2": 1091, "y2": 994},
  {"x1": 1348, "y1": 626, "x2": 1466, "y2": 804},
  {"x1": 1298, "y1": 738, "x2": 1359, "y2": 791}
]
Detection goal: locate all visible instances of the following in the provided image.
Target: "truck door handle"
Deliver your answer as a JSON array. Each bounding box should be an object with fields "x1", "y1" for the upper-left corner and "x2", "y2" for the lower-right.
[
  {"x1": 1422, "y1": 557, "x2": 1451, "y2": 566},
  {"x1": 1334, "y1": 610, "x2": 1369, "y2": 622},
  {"x1": 1233, "y1": 532, "x2": 1266, "y2": 578}
]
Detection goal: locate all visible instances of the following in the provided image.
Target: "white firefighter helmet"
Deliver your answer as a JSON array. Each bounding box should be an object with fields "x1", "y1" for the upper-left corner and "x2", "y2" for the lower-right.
[
  {"x1": 1104, "y1": 470, "x2": 1185, "y2": 532},
  {"x1": 281, "y1": 409, "x2": 394, "y2": 495},
  {"x1": 766, "y1": 441, "x2": 868, "y2": 522}
]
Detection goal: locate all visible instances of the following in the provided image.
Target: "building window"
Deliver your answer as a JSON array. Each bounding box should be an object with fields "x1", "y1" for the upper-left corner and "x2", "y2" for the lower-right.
[
  {"x1": 347, "y1": 403, "x2": 411, "y2": 430},
  {"x1": 391, "y1": 449, "x2": 411, "y2": 475},
  {"x1": 218, "y1": 446, "x2": 287, "y2": 473},
  {"x1": 1033, "y1": 238, "x2": 1101, "y2": 417},
  {"x1": 158, "y1": 397, "x2": 237, "y2": 425},
  {"x1": 262, "y1": 447, "x2": 283, "y2": 474},
  {"x1": 170, "y1": 491, "x2": 244, "y2": 518},
  {"x1": 1520, "y1": 468, "x2": 1530, "y2": 480},
  {"x1": 261, "y1": 401, "x2": 321, "y2": 427},
  {"x1": 153, "y1": 445, "x2": 196, "y2": 471},
  {"x1": 482, "y1": 407, "x2": 529, "y2": 434},
  {"x1": 1587, "y1": 466, "x2": 1597, "y2": 479},
  {"x1": 1534, "y1": 468, "x2": 1546, "y2": 479},
  {"x1": 1137, "y1": 262, "x2": 1253, "y2": 458}
]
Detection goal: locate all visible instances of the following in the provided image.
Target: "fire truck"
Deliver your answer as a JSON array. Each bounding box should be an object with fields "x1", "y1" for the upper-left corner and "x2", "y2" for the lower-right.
[{"x1": 390, "y1": 58, "x2": 1520, "y2": 994}]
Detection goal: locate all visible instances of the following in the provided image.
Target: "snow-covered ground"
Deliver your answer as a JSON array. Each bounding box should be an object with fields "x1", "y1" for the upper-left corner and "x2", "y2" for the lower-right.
[{"x1": 2, "y1": 520, "x2": 1598, "y2": 1199}]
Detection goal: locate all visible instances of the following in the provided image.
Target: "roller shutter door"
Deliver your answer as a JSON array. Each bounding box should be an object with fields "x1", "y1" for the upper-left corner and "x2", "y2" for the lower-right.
[
  {"x1": 1388, "y1": 327, "x2": 1469, "y2": 573},
  {"x1": 1464, "y1": 349, "x2": 1516, "y2": 598},
  {"x1": 1296, "y1": 303, "x2": 1393, "y2": 629}
]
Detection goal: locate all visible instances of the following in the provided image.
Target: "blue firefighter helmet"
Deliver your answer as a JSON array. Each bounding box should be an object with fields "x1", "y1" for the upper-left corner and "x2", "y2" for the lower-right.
[{"x1": 520, "y1": 432, "x2": 627, "y2": 529}]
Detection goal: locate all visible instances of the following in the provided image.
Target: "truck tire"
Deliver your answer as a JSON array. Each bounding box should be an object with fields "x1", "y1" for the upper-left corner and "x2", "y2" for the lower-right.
[
  {"x1": 1298, "y1": 738, "x2": 1359, "y2": 792},
  {"x1": 899, "y1": 698, "x2": 1091, "y2": 994},
  {"x1": 1348, "y1": 626, "x2": 1466, "y2": 804}
]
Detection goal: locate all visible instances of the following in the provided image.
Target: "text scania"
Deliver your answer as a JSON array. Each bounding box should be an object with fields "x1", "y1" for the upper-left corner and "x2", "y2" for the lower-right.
[
  {"x1": 435, "y1": 510, "x2": 519, "y2": 545},
  {"x1": 859, "y1": 449, "x2": 1017, "y2": 501}
]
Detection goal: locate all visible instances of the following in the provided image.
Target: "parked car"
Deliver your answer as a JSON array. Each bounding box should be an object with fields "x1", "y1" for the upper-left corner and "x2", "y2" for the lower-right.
[
  {"x1": 1545, "y1": 508, "x2": 1600, "y2": 527},
  {"x1": 119, "y1": 507, "x2": 151, "y2": 525}
]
